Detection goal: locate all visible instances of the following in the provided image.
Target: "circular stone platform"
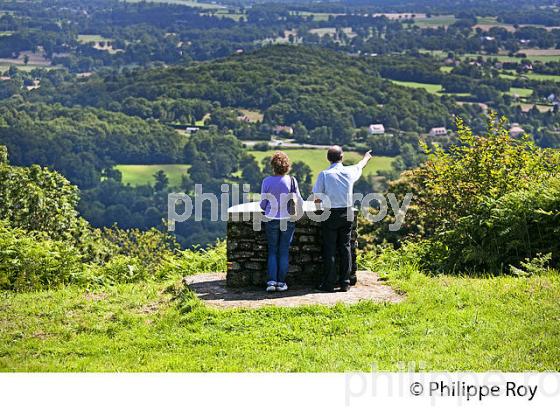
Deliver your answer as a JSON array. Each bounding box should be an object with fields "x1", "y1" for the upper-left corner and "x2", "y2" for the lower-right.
[{"x1": 182, "y1": 271, "x2": 404, "y2": 309}]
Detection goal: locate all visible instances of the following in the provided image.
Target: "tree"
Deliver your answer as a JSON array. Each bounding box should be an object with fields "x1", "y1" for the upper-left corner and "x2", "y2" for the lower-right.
[
  {"x1": 154, "y1": 170, "x2": 169, "y2": 191},
  {"x1": 291, "y1": 161, "x2": 313, "y2": 198}
]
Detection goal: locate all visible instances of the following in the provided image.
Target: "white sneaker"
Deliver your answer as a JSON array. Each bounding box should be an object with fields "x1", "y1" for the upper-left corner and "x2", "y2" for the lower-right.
[
  {"x1": 266, "y1": 281, "x2": 277, "y2": 292},
  {"x1": 276, "y1": 282, "x2": 288, "y2": 292}
]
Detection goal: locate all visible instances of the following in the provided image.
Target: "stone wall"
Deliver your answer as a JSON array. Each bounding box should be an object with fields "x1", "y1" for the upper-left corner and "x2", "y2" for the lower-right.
[{"x1": 226, "y1": 202, "x2": 357, "y2": 287}]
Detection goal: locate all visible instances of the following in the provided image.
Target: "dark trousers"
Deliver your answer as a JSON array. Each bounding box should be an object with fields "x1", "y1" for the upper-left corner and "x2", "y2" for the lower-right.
[{"x1": 320, "y1": 208, "x2": 353, "y2": 288}]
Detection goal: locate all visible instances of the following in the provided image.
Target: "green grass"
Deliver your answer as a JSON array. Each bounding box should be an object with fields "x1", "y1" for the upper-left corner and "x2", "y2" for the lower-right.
[
  {"x1": 77, "y1": 34, "x2": 113, "y2": 44},
  {"x1": 123, "y1": 0, "x2": 224, "y2": 9},
  {"x1": 508, "y1": 87, "x2": 533, "y2": 97},
  {"x1": 411, "y1": 15, "x2": 456, "y2": 27},
  {"x1": 390, "y1": 80, "x2": 442, "y2": 94},
  {"x1": 0, "y1": 64, "x2": 50, "y2": 73},
  {"x1": 1, "y1": 267, "x2": 558, "y2": 371},
  {"x1": 525, "y1": 72, "x2": 560, "y2": 82},
  {"x1": 289, "y1": 11, "x2": 343, "y2": 22},
  {"x1": 248, "y1": 149, "x2": 394, "y2": 179},
  {"x1": 115, "y1": 164, "x2": 190, "y2": 187},
  {"x1": 421, "y1": 49, "x2": 560, "y2": 63}
]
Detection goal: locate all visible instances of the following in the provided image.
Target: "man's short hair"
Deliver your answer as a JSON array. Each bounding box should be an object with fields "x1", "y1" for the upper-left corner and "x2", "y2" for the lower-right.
[{"x1": 327, "y1": 145, "x2": 343, "y2": 163}]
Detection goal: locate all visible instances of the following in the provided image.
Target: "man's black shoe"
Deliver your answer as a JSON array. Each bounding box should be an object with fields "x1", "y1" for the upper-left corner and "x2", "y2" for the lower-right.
[
  {"x1": 349, "y1": 276, "x2": 357, "y2": 286},
  {"x1": 316, "y1": 284, "x2": 336, "y2": 293},
  {"x1": 339, "y1": 283, "x2": 350, "y2": 292}
]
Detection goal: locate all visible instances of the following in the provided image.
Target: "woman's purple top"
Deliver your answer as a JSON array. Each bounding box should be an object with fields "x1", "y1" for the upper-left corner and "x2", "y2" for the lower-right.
[{"x1": 259, "y1": 175, "x2": 303, "y2": 219}]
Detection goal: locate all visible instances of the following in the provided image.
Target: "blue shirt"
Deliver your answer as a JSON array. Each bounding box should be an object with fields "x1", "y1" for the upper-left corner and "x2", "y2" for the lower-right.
[{"x1": 312, "y1": 162, "x2": 362, "y2": 208}]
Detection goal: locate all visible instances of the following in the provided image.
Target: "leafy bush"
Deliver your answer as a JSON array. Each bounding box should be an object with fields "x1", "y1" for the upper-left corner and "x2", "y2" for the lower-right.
[
  {"x1": 361, "y1": 114, "x2": 560, "y2": 273},
  {"x1": 0, "y1": 221, "x2": 84, "y2": 291},
  {"x1": 0, "y1": 149, "x2": 83, "y2": 242},
  {"x1": 156, "y1": 241, "x2": 226, "y2": 280},
  {"x1": 422, "y1": 176, "x2": 560, "y2": 273},
  {"x1": 86, "y1": 255, "x2": 149, "y2": 286}
]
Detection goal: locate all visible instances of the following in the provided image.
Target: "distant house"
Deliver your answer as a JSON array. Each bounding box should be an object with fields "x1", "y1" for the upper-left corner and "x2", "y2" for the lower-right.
[
  {"x1": 368, "y1": 124, "x2": 385, "y2": 135},
  {"x1": 0, "y1": 76, "x2": 10, "y2": 81},
  {"x1": 509, "y1": 123, "x2": 525, "y2": 138},
  {"x1": 273, "y1": 125, "x2": 294, "y2": 135},
  {"x1": 185, "y1": 126, "x2": 200, "y2": 133},
  {"x1": 25, "y1": 79, "x2": 41, "y2": 91},
  {"x1": 429, "y1": 127, "x2": 448, "y2": 137}
]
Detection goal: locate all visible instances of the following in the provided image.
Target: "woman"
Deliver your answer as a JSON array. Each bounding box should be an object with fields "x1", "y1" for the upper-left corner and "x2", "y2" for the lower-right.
[{"x1": 259, "y1": 151, "x2": 302, "y2": 292}]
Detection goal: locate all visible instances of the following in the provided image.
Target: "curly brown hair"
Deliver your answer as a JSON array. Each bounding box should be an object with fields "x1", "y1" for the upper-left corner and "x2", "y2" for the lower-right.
[{"x1": 270, "y1": 151, "x2": 291, "y2": 175}]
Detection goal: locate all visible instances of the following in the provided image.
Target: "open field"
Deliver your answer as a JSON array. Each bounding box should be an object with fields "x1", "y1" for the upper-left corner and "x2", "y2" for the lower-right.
[
  {"x1": 421, "y1": 49, "x2": 560, "y2": 63},
  {"x1": 116, "y1": 164, "x2": 190, "y2": 187},
  {"x1": 509, "y1": 87, "x2": 533, "y2": 98},
  {"x1": 0, "y1": 63, "x2": 52, "y2": 73},
  {"x1": 475, "y1": 16, "x2": 560, "y2": 31},
  {"x1": 1, "y1": 266, "x2": 558, "y2": 371},
  {"x1": 248, "y1": 149, "x2": 394, "y2": 179},
  {"x1": 238, "y1": 109, "x2": 263, "y2": 122},
  {"x1": 502, "y1": 72, "x2": 560, "y2": 82},
  {"x1": 390, "y1": 79, "x2": 442, "y2": 94},
  {"x1": 77, "y1": 34, "x2": 113, "y2": 44},
  {"x1": 308, "y1": 27, "x2": 356, "y2": 38},
  {"x1": 289, "y1": 11, "x2": 344, "y2": 22},
  {"x1": 0, "y1": 50, "x2": 51, "y2": 67},
  {"x1": 410, "y1": 14, "x2": 456, "y2": 28},
  {"x1": 519, "y1": 103, "x2": 553, "y2": 113},
  {"x1": 123, "y1": 0, "x2": 225, "y2": 9}
]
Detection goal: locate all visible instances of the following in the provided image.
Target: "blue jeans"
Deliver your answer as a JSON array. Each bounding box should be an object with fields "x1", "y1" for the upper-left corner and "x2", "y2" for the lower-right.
[{"x1": 265, "y1": 219, "x2": 295, "y2": 284}]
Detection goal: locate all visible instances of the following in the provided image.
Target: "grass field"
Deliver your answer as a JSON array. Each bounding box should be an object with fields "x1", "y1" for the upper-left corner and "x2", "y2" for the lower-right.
[
  {"x1": 289, "y1": 11, "x2": 343, "y2": 22},
  {"x1": 421, "y1": 49, "x2": 560, "y2": 63},
  {"x1": 116, "y1": 164, "x2": 190, "y2": 187},
  {"x1": 77, "y1": 34, "x2": 113, "y2": 44},
  {"x1": 519, "y1": 103, "x2": 552, "y2": 113},
  {"x1": 1, "y1": 263, "x2": 558, "y2": 371},
  {"x1": 123, "y1": 0, "x2": 224, "y2": 9},
  {"x1": 0, "y1": 64, "x2": 49, "y2": 73},
  {"x1": 390, "y1": 80, "x2": 443, "y2": 94},
  {"x1": 410, "y1": 15, "x2": 456, "y2": 27},
  {"x1": 309, "y1": 27, "x2": 355, "y2": 38},
  {"x1": 248, "y1": 149, "x2": 394, "y2": 179},
  {"x1": 525, "y1": 72, "x2": 560, "y2": 82},
  {"x1": 509, "y1": 87, "x2": 533, "y2": 98}
]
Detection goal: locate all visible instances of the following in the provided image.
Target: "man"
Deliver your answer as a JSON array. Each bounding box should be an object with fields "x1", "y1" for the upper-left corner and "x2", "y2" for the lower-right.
[{"x1": 312, "y1": 146, "x2": 372, "y2": 292}]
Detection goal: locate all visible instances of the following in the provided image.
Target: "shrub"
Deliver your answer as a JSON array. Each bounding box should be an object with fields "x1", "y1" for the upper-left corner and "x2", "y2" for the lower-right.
[
  {"x1": 87, "y1": 255, "x2": 149, "y2": 285},
  {"x1": 0, "y1": 221, "x2": 84, "y2": 291},
  {"x1": 156, "y1": 240, "x2": 226, "y2": 280},
  {"x1": 422, "y1": 176, "x2": 560, "y2": 273},
  {"x1": 0, "y1": 148, "x2": 83, "y2": 242},
  {"x1": 361, "y1": 114, "x2": 560, "y2": 273}
]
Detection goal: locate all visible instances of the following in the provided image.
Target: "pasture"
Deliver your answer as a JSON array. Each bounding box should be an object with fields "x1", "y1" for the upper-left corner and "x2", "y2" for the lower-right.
[
  {"x1": 123, "y1": 0, "x2": 224, "y2": 9},
  {"x1": 116, "y1": 164, "x2": 190, "y2": 187},
  {"x1": 77, "y1": 34, "x2": 113, "y2": 44},
  {"x1": 389, "y1": 79, "x2": 442, "y2": 94},
  {"x1": 410, "y1": 14, "x2": 456, "y2": 27}
]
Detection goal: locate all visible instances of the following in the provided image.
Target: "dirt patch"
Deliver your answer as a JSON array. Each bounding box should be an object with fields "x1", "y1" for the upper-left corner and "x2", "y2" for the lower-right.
[
  {"x1": 84, "y1": 291, "x2": 107, "y2": 302},
  {"x1": 183, "y1": 270, "x2": 404, "y2": 309}
]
